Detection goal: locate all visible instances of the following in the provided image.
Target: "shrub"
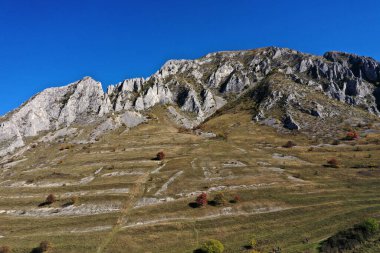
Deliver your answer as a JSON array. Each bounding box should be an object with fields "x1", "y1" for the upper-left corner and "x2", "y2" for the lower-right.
[
  {"x1": 216, "y1": 132, "x2": 228, "y2": 140},
  {"x1": 331, "y1": 139, "x2": 340, "y2": 145},
  {"x1": 199, "y1": 239, "x2": 224, "y2": 253},
  {"x1": 58, "y1": 143, "x2": 74, "y2": 151},
  {"x1": 249, "y1": 238, "x2": 257, "y2": 248},
  {"x1": 345, "y1": 131, "x2": 359, "y2": 140},
  {"x1": 45, "y1": 194, "x2": 56, "y2": 205},
  {"x1": 326, "y1": 158, "x2": 339, "y2": 168},
  {"x1": 213, "y1": 193, "x2": 227, "y2": 206},
  {"x1": 230, "y1": 195, "x2": 241, "y2": 203},
  {"x1": 156, "y1": 151, "x2": 165, "y2": 161},
  {"x1": 283, "y1": 141, "x2": 296, "y2": 148},
  {"x1": 360, "y1": 218, "x2": 379, "y2": 234},
  {"x1": 70, "y1": 195, "x2": 78, "y2": 205},
  {"x1": 196, "y1": 193, "x2": 208, "y2": 207},
  {"x1": 105, "y1": 164, "x2": 115, "y2": 170},
  {"x1": 38, "y1": 241, "x2": 52, "y2": 252},
  {"x1": 0, "y1": 246, "x2": 11, "y2": 253}
]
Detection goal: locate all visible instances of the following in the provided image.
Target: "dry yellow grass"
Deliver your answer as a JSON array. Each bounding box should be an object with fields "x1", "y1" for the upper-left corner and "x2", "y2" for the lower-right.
[{"x1": 0, "y1": 107, "x2": 379, "y2": 252}]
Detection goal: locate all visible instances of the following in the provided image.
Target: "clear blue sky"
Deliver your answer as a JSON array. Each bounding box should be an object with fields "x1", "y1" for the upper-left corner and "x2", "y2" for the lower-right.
[{"x1": 1, "y1": 0, "x2": 379, "y2": 115}]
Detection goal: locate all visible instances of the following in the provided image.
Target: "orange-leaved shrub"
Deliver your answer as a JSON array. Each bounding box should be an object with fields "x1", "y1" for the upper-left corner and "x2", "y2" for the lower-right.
[{"x1": 345, "y1": 131, "x2": 359, "y2": 140}]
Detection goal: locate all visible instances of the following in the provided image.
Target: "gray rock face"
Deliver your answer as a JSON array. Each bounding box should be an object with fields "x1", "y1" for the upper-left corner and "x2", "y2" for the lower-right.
[
  {"x1": 107, "y1": 78, "x2": 144, "y2": 111},
  {"x1": 324, "y1": 51, "x2": 380, "y2": 83},
  {"x1": 0, "y1": 77, "x2": 111, "y2": 156},
  {"x1": 109, "y1": 47, "x2": 380, "y2": 126},
  {"x1": 1, "y1": 46, "x2": 380, "y2": 156},
  {"x1": 283, "y1": 115, "x2": 300, "y2": 130},
  {"x1": 89, "y1": 111, "x2": 146, "y2": 141},
  {"x1": 0, "y1": 121, "x2": 24, "y2": 156}
]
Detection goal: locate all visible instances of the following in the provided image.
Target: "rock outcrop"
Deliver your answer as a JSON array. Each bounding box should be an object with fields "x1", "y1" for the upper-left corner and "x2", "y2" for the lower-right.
[
  {"x1": 0, "y1": 77, "x2": 111, "y2": 156},
  {"x1": 1, "y1": 47, "x2": 380, "y2": 157}
]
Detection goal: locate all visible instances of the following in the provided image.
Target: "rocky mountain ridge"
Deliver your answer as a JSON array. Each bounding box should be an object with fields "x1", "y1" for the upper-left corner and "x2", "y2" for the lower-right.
[{"x1": 1, "y1": 46, "x2": 380, "y2": 157}]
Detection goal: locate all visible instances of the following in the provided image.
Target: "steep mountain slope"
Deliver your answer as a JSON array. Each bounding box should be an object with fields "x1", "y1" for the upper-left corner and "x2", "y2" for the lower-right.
[
  {"x1": 1, "y1": 47, "x2": 380, "y2": 157},
  {"x1": 1, "y1": 47, "x2": 380, "y2": 253},
  {"x1": 0, "y1": 107, "x2": 380, "y2": 253}
]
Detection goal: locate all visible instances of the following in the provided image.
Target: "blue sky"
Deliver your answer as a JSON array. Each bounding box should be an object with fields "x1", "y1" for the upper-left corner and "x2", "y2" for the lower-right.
[{"x1": 0, "y1": 0, "x2": 379, "y2": 115}]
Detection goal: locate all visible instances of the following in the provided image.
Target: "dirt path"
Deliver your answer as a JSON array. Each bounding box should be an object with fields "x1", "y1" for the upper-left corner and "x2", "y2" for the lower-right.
[{"x1": 95, "y1": 172, "x2": 149, "y2": 253}]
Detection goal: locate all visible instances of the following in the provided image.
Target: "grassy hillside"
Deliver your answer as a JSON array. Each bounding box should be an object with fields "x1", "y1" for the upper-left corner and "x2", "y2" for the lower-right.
[{"x1": 0, "y1": 106, "x2": 379, "y2": 252}]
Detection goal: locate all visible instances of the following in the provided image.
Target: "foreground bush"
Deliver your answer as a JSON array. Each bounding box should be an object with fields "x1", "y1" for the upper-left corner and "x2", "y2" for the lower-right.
[
  {"x1": 0, "y1": 246, "x2": 11, "y2": 253},
  {"x1": 320, "y1": 218, "x2": 379, "y2": 252},
  {"x1": 360, "y1": 218, "x2": 379, "y2": 234},
  {"x1": 199, "y1": 239, "x2": 224, "y2": 253}
]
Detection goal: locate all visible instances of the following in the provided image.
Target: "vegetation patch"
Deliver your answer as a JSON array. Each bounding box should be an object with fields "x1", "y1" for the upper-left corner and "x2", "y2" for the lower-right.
[{"x1": 319, "y1": 218, "x2": 379, "y2": 252}]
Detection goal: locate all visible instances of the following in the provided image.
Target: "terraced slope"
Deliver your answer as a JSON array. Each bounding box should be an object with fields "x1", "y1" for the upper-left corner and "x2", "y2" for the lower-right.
[{"x1": 0, "y1": 106, "x2": 379, "y2": 252}]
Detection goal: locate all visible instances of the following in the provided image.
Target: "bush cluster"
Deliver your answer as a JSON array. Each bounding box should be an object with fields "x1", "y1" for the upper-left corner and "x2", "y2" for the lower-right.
[
  {"x1": 58, "y1": 143, "x2": 74, "y2": 151},
  {"x1": 195, "y1": 193, "x2": 242, "y2": 207},
  {"x1": 320, "y1": 218, "x2": 379, "y2": 252}
]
